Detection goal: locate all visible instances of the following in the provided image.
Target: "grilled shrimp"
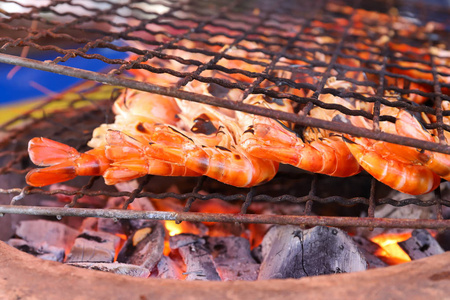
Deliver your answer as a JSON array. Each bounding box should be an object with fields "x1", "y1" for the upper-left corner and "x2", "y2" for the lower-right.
[
  {"x1": 394, "y1": 109, "x2": 450, "y2": 181},
  {"x1": 128, "y1": 120, "x2": 279, "y2": 187},
  {"x1": 343, "y1": 104, "x2": 441, "y2": 195},
  {"x1": 238, "y1": 92, "x2": 361, "y2": 177},
  {"x1": 26, "y1": 136, "x2": 199, "y2": 187},
  {"x1": 344, "y1": 137, "x2": 440, "y2": 195},
  {"x1": 89, "y1": 88, "x2": 181, "y2": 149}
]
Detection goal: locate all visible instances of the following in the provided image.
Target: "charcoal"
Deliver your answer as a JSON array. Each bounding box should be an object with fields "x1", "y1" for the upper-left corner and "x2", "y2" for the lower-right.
[
  {"x1": 436, "y1": 229, "x2": 450, "y2": 251},
  {"x1": 68, "y1": 262, "x2": 150, "y2": 278},
  {"x1": 206, "y1": 236, "x2": 259, "y2": 281},
  {"x1": 170, "y1": 233, "x2": 204, "y2": 249},
  {"x1": 7, "y1": 238, "x2": 65, "y2": 262},
  {"x1": 79, "y1": 218, "x2": 98, "y2": 231},
  {"x1": 358, "y1": 190, "x2": 435, "y2": 239},
  {"x1": 97, "y1": 218, "x2": 125, "y2": 236},
  {"x1": 66, "y1": 230, "x2": 120, "y2": 263},
  {"x1": 117, "y1": 221, "x2": 165, "y2": 270},
  {"x1": 352, "y1": 236, "x2": 387, "y2": 269},
  {"x1": 97, "y1": 197, "x2": 129, "y2": 235},
  {"x1": 15, "y1": 220, "x2": 78, "y2": 250},
  {"x1": 398, "y1": 229, "x2": 444, "y2": 260},
  {"x1": 258, "y1": 225, "x2": 367, "y2": 280},
  {"x1": 251, "y1": 245, "x2": 263, "y2": 264},
  {"x1": 259, "y1": 225, "x2": 280, "y2": 261},
  {"x1": 156, "y1": 256, "x2": 183, "y2": 279},
  {"x1": 170, "y1": 234, "x2": 221, "y2": 281}
]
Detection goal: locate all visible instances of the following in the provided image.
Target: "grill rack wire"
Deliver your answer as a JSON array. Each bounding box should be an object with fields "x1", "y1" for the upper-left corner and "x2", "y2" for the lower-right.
[{"x1": 0, "y1": 0, "x2": 450, "y2": 229}]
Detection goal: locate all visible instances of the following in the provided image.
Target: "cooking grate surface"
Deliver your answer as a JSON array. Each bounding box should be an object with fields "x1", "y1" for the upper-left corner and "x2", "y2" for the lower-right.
[{"x1": 0, "y1": 0, "x2": 450, "y2": 229}]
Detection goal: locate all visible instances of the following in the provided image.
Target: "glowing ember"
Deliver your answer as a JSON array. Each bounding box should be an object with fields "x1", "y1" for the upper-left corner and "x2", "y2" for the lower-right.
[
  {"x1": 371, "y1": 233, "x2": 412, "y2": 265},
  {"x1": 165, "y1": 221, "x2": 183, "y2": 237}
]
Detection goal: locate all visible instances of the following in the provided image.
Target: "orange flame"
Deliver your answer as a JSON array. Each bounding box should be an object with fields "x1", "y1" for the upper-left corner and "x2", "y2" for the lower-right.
[
  {"x1": 371, "y1": 233, "x2": 412, "y2": 265},
  {"x1": 165, "y1": 221, "x2": 184, "y2": 237}
]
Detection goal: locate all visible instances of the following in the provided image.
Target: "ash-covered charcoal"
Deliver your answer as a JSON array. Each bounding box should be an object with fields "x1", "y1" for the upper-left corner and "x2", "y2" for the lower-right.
[
  {"x1": 352, "y1": 236, "x2": 387, "y2": 269},
  {"x1": 66, "y1": 230, "x2": 120, "y2": 263},
  {"x1": 398, "y1": 229, "x2": 444, "y2": 260},
  {"x1": 68, "y1": 262, "x2": 150, "y2": 278},
  {"x1": 97, "y1": 197, "x2": 130, "y2": 235},
  {"x1": 7, "y1": 238, "x2": 65, "y2": 262},
  {"x1": 205, "y1": 236, "x2": 259, "y2": 281},
  {"x1": 97, "y1": 217, "x2": 126, "y2": 236},
  {"x1": 79, "y1": 217, "x2": 98, "y2": 231},
  {"x1": 170, "y1": 234, "x2": 221, "y2": 281},
  {"x1": 258, "y1": 225, "x2": 367, "y2": 280},
  {"x1": 116, "y1": 221, "x2": 165, "y2": 271},
  {"x1": 156, "y1": 256, "x2": 183, "y2": 279},
  {"x1": 15, "y1": 220, "x2": 78, "y2": 250}
]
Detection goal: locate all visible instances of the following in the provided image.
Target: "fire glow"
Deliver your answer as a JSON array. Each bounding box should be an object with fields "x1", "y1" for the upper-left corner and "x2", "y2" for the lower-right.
[
  {"x1": 371, "y1": 233, "x2": 412, "y2": 265},
  {"x1": 165, "y1": 221, "x2": 183, "y2": 237}
]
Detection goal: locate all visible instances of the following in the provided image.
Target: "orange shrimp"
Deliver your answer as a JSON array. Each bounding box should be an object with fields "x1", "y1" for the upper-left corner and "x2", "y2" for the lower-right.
[
  {"x1": 26, "y1": 136, "x2": 199, "y2": 187},
  {"x1": 89, "y1": 88, "x2": 181, "y2": 149},
  {"x1": 238, "y1": 93, "x2": 361, "y2": 177},
  {"x1": 394, "y1": 109, "x2": 450, "y2": 181},
  {"x1": 341, "y1": 102, "x2": 441, "y2": 195},
  {"x1": 129, "y1": 121, "x2": 279, "y2": 187},
  {"x1": 344, "y1": 137, "x2": 440, "y2": 195},
  {"x1": 26, "y1": 137, "x2": 111, "y2": 187},
  {"x1": 103, "y1": 130, "x2": 199, "y2": 185}
]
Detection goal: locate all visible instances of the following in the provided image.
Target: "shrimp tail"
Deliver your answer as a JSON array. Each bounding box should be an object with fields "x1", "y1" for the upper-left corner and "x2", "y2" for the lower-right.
[
  {"x1": 28, "y1": 137, "x2": 81, "y2": 166},
  {"x1": 26, "y1": 137, "x2": 111, "y2": 187},
  {"x1": 26, "y1": 138, "x2": 81, "y2": 186}
]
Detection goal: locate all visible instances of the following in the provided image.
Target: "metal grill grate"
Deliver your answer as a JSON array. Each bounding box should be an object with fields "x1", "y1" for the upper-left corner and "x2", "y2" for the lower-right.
[{"x1": 0, "y1": 0, "x2": 450, "y2": 229}]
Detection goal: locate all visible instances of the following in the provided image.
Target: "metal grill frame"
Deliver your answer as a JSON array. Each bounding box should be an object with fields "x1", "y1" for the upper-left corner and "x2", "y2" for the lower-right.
[{"x1": 0, "y1": 0, "x2": 450, "y2": 229}]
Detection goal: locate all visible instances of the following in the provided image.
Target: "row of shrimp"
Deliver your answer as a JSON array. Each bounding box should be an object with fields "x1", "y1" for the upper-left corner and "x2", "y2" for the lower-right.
[
  {"x1": 23, "y1": 72, "x2": 361, "y2": 188},
  {"x1": 26, "y1": 78, "x2": 280, "y2": 188},
  {"x1": 26, "y1": 25, "x2": 450, "y2": 195},
  {"x1": 25, "y1": 74, "x2": 450, "y2": 195}
]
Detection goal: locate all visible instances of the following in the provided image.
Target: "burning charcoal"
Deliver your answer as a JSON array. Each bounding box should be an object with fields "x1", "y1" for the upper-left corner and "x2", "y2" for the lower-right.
[
  {"x1": 170, "y1": 234, "x2": 221, "y2": 281},
  {"x1": 15, "y1": 220, "x2": 78, "y2": 250},
  {"x1": 358, "y1": 190, "x2": 436, "y2": 239},
  {"x1": 7, "y1": 238, "x2": 65, "y2": 262},
  {"x1": 258, "y1": 225, "x2": 367, "y2": 280},
  {"x1": 68, "y1": 262, "x2": 150, "y2": 278},
  {"x1": 80, "y1": 217, "x2": 98, "y2": 231},
  {"x1": 97, "y1": 219, "x2": 124, "y2": 236},
  {"x1": 156, "y1": 256, "x2": 183, "y2": 279},
  {"x1": 398, "y1": 229, "x2": 444, "y2": 260},
  {"x1": 66, "y1": 230, "x2": 120, "y2": 263},
  {"x1": 97, "y1": 218, "x2": 125, "y2": 236},
  {"x1": 117, "y1": 221, "x2": 165, "y2": 271},
  {"x1": 97, "y1": 197, "x2": 129, "y2": 235},
  {"x1": 206, "y1": 236, "x2": 259, "y2": 281},
  {"x1": 352, "y1": 236, "x2": 387, "y2": 269}
]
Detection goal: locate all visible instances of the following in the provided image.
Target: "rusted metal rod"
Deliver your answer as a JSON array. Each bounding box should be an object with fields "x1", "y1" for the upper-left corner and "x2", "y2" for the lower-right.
[
  {"x1": 0, "y1": 205, "x2": 449, "y2": 229},
  {"x1": 0, "y1": 53, "x2": 450, "y2": 155}
]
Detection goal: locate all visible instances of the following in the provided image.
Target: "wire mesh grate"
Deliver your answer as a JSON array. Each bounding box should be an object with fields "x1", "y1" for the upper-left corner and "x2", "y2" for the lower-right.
[{"x1": 0, "y1": 0, "x2": 450, "y2": 228}]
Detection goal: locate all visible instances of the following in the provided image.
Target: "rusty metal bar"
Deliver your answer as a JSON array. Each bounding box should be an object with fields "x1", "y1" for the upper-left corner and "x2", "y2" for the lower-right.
[
  {"x1": 0, "y1": 205, "x2": 448, "y2": 229},
  {"x1": 1, "y1": 53, "x2": 450, "y2": 155}
]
